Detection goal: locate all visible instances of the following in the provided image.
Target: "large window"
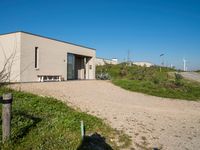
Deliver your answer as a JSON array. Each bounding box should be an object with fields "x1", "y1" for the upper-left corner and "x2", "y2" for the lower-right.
[
  {"x1": 35, "y1": 47, "x2": 39, "y2": 69},
  {"x1": 67, "y1": 53, "x2": 75, "y2": 79}
]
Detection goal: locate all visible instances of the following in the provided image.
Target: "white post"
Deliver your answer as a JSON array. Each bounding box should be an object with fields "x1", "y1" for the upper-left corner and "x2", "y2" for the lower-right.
[{"x1": 80, "y1": 120, "x2": 85, "y2": 139}]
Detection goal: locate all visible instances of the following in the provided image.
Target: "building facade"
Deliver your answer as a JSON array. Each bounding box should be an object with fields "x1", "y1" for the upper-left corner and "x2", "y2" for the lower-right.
[{"x1": 0, "y1": 31, "x2": 96, "y2": 82}]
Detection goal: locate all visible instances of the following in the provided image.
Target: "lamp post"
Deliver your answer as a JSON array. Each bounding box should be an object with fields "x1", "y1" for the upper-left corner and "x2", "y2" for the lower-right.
[{"x1": 160, "y1": 54, "x2": 164, "y2": 72}]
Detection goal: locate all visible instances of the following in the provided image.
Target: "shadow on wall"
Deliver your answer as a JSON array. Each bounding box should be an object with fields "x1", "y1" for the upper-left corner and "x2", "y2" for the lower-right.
[{"x1": 77, "y1": 132, "x2": 113, "y2": 150}]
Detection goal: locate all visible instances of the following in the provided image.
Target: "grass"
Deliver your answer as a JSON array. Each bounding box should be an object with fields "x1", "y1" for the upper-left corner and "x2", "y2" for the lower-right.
[
  {"x1": 96, "y1": 64, "x2": 200, "y2": 101},
  {"x1": 196, "y1": 70, "x2": 200, "y2": 73},
  {"x1": 0, "y1": 87, "x2": 131, "y2": 150}
]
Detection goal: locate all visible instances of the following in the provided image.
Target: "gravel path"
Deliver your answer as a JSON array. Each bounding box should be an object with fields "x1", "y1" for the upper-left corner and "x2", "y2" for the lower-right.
[
  {"x1": 180, "y1": 72, "x2": 200, "y2": 82},
  {"x1": 11, "y1": 81, "x2": 200, "y2": 150}
]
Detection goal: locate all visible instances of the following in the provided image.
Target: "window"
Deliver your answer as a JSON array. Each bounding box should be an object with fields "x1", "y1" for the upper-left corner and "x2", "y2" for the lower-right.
[
  {"x1": 89, "y1": 65, "x2": 92, "y2": 69},
  {"x1": 35, "y1": 47, "x2": 39, "y2": 69}
]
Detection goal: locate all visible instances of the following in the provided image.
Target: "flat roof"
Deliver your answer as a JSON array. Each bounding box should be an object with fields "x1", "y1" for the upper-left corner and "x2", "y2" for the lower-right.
[{"x1": 0, "y1": 31, "x2": 96, "y2": 50}]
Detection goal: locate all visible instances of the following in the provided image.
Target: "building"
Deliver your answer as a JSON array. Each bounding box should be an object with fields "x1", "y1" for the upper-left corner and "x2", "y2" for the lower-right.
[
  {"x1": 0, "y1": 31, "x2": 96, "y2": 82},
  {"x1": 132, "y1": 61, "x2": 154, "y2": 67},
  {"x1": 95, "y1": 57, "x2": 118, "y2": 66}
]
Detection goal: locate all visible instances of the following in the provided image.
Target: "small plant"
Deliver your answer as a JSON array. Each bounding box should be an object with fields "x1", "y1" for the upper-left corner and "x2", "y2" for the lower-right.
[
  {"x1": 119, "y1": 64, "x2": 128, "y2": 77},
  {"x1": 119, "y1": 68, "x2": 128, "y2": 77},
  {"x1": 153, "y1": 77, "x2": 160, "y2": 84},
  {"x1": 174, "y1": 73, "x2": 183, "y2": 86}
]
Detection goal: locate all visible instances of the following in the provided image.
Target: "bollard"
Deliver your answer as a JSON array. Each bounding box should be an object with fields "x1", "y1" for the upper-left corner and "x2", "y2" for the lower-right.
[
  {"x1": 80, "y1": 120, "x2": 85, "y2": 139},
  {"x1": 2, "y1": 93, "x2": 12, "y2": 143}
]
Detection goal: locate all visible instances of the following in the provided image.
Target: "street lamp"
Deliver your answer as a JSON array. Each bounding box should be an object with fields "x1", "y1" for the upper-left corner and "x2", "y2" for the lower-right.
[{"x1": 160, "y1": 54, "x2": 164, "y2": 72}]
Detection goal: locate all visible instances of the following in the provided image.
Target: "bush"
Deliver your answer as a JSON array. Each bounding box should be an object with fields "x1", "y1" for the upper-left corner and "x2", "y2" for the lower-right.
[
  {"x1": 119, "y1": 65, "x2": 128, "y2": 77},
  {"x1": 196, "y1": 70, "x2": 200, "y2": 73},
  {"x1": 120, "y1": 69, "x2": 128, "y2": 77},
  {"x1": 174, "y1": 73, "x2": 183, "y2": 86},
  {"x1": 153, "y1": 77, "x2": 160, "y2": 84}
]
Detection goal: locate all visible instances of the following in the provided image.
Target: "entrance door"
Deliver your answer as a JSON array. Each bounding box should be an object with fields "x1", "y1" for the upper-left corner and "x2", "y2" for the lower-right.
[{"x1": 67, "y1": 53, "x2": 75, "y2": 80}]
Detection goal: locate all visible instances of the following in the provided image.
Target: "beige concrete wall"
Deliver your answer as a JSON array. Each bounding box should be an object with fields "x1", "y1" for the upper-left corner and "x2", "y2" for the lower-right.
[
  {"x1": 0, "y1": 33, "x2": 21, "y2": 82},
  {"x1": 86, "y1": 57, "x2": 95, "y2": 79},
  {"x1": 20, "y1": 32, "x2": 95, "y2": 82}
]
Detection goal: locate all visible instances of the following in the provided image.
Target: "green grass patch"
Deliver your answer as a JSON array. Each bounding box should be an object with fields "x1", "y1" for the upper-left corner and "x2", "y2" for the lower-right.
[
  {"x1": 112, "y1": 79, "x2": 200, "y2": 100},
  {"x1": 0, "y1": 88, "x2": 131, "y2": 149},
  {"x1": 96, "y1": 64, "x2": 200, "y2": 101}
]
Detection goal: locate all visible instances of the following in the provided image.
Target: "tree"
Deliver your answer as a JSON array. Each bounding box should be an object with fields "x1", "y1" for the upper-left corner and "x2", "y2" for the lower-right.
[
  {"x1": 0, "y1": 39, "x2": 16, "y2": 86},
  {"x1": 0, "y1": 53, "x2": 16, "y2": 86}
]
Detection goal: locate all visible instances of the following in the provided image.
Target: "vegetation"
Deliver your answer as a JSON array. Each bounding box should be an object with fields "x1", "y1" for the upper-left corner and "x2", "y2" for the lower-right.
[
  {"x1": 196, "y1": 70, "x2": 200, "y2": 73},
  {"x1": 0, "y1": 51, "x2": 16, "y2": 85},
  {"x1": 96, "y1": 64, "x2": 200, "y2": 101},
  {"x1": 0, "y1": 88, "x2": 131, "y2": 150}
]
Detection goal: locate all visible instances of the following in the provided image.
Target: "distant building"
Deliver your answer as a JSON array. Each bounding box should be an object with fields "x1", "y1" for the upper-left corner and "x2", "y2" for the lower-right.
[
  {"x1": 95, "y1": 57, "x2": 118, "y2": 66},
  {"x1": 132, "y1": 61, "x2": 154, "y2": 67}
]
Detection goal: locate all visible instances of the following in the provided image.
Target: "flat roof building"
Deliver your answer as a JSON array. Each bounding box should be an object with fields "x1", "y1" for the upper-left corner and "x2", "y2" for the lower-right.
[
  {"x1": 95, "y1": 57, "x2": 118, "y2": 66},
  {"x1": 0, "y1": 31, "x2": 96, "y2": 82},
  {"x1": 132, "y1": 61, "x2": 154, "y2": 67}
]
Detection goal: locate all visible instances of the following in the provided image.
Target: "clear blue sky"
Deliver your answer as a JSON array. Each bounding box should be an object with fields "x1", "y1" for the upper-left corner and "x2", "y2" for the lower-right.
[{"x1": 1, "y1": 0, "x2": 200, "y2": 70}]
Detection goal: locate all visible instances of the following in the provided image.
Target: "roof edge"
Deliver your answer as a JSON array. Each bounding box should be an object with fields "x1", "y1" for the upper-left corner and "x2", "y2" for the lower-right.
[{"x1": 0, "y1": 31, "x2": 96, "y2": 50}]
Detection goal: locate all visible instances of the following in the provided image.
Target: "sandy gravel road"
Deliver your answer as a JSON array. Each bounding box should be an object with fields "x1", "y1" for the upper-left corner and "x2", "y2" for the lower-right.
[
  {"x1": 11, "y1": 81, "x2": 200, "y2": 150},
  {"x1": 180, "y1": 72, "x2": 200, "y2": 82}
]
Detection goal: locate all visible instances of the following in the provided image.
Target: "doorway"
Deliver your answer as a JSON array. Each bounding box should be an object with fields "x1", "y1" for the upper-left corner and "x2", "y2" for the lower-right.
[
  {"x1": 67, "y1": 53, "x2": 75, "y2": 80},
  {"x1": 67, "y1": 53, "x2": 89, "y2": 80}
]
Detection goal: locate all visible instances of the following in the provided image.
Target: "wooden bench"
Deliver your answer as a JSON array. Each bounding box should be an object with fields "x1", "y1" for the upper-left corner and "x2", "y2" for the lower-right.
[{"x1": 38, "y1": 75, "x2": 62, "y2": 82}]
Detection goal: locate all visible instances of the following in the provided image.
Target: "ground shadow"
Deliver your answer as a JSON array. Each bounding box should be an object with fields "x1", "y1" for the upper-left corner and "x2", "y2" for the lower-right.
[
  {"x1": 77, "y1": 132, "x2": 113, "y2": 150},
  {"x1": 12, "y1": 110, "x2": 42, "y2": 141}
]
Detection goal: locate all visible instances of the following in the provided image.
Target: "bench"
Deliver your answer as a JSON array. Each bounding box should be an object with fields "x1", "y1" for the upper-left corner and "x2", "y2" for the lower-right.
[{"x1": 38, "y1": 75, "x2": 62, "y2": 82}]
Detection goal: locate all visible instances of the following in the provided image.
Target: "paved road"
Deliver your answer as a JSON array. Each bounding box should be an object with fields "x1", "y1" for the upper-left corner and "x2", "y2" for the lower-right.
[
  {"x1": 11, "y1": 81, "x2": 200, "y2": 150},
  {"x1": 180, "y1": 72, "x2": 200, "y2": 82}
]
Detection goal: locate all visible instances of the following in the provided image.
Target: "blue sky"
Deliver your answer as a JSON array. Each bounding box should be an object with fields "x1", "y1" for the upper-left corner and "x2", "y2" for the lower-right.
[{"x1": 1, "y1": 0, "x2": 200, "y2": 70}]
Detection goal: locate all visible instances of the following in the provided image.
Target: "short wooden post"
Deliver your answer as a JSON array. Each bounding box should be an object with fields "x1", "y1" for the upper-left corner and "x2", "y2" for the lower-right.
[{"x1": 2, "y1": 93, "x2": 12, "y2": 143}]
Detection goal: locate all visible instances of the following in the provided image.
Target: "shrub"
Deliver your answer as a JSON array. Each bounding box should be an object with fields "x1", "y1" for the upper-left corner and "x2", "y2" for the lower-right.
[
  {"x1": 119, "y1": 66, "x2": 128, "y2": 77},
  {"x1": 153, "y1": 77, "x2": 160, "y2": 84},
  {"x1": 174, "y1": 73, "x2": 183, "y2": 86}
]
